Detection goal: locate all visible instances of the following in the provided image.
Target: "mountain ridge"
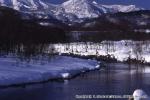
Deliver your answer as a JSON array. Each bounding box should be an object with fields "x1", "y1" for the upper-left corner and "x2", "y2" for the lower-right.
[{"x1": 0, "y1": 0, "x2": 143, "y2": 22}]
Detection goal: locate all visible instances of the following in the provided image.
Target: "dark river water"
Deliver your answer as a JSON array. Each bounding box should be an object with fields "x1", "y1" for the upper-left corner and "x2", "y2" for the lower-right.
[{"x1": 0, "y1": 63, "x2": 150, "y2": 100}]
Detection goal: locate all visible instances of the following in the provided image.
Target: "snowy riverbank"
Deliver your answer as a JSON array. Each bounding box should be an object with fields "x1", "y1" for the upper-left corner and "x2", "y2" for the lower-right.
[
  {"x1": 0, "y1": 56, "x2": 99, "y2": 87},
  {"x1": 52, "y1": 40, "x2": 150, "y2": 63}
]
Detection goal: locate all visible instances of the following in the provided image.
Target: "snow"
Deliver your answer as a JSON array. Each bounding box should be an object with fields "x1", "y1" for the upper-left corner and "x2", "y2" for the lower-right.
[
  {"x1": 134, "y1": 29, "x2": 150, "y2": 34},
  {"x1": 92, "y1": 1, "x2": 97, "y2": 5},
  {"x1": 61, "y1": 0, "x2": 142, "y2": 19},
  {"x1": 30, "y1": 0, "x2": 38, "y2": 10},
  {"x1": 52, "y1": 40, "x2": 150, "y2": 63},
  {"x1": 146, "y1": 29, "x2": 150, "y2": 34},
  {"x1": 62, "y1": 0, "x2": 108, "y2": 18},
  {"x1": 39, "y1": 0, "x2": 48, "y2": 9},
  {"x1": 61, "y1": 0, "x2": 142, "y2": 18},
  {"x1": 0, "y1": 56, "x2": 99, "y2": 86},
  {"x1": 61, "y1": 73, "x2": 70, "y2": 79},
  {"x1": 0, "y1": 0, "x2": 8, "y2": 6},
  {"x1": 12, "y1": 0, "x2": 20, "y2": 10},
  {"x1": 102, "y1": 4, "x2": 142, "y2": 13},
  {"x1": 1, "y1": 0, "x2": 49, "y2": 11},
  {"x1": 39, "y1": 22, "x2": 52, "y2": 26},
  {"x1": 0, "y1": 0, "x2": 143, "y2": 22},
  {"x1": 95, "y1": 65, "x2": 100, "y2": 69}
]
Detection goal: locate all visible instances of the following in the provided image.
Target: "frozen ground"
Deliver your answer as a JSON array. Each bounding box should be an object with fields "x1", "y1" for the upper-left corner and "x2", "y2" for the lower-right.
[
  {"x1": 52, "y1": 40, "x2": 150, "y2": 63},
  {"x1": 0, "y1": 56, "x2": 99, "y2": 86}
]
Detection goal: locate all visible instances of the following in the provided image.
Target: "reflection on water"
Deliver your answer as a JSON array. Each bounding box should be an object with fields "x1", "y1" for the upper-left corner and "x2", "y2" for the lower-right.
[{"x1": 0, "y1": 63, "x2": 150, "y2": 100}]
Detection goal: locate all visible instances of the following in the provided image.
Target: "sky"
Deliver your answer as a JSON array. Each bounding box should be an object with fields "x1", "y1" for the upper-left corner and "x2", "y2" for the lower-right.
[{"x1": 48, "y1": 0, "x2": 150, "y2": 9}]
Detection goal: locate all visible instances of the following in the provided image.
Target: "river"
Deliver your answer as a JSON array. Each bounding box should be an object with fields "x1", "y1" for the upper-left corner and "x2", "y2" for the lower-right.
[{"x1": 0, "y1": 63, "x2": 150, "y2": 100}]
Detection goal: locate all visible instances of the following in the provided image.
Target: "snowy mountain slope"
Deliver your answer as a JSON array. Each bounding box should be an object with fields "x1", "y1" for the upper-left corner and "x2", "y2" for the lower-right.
[
  {"x1": 0, "y1": 0, "x2": 143, "y2": 23},
  {"x1": 70, "y1": 10, "x2": 150, "y2": 35},
  {"x1": 62, "y1": 0, "x2": 143, "y2": 18},
  {"x1": 0, "y1": 0, "x2": 49, "y2": 11},
  {"x1": 102, "y1": 4, "x2": 143, "y2": 13},
  {"x1": 62, "y1": 0, "x2": 110, "y2": 18}
]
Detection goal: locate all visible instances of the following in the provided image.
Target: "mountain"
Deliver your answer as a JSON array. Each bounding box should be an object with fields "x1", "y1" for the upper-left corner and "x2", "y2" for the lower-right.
[
  {"x1": 102, "y1": 5, "x2": 142, "y2": 13},
  {"x1": 0, "y1": 6, "x2": 68, "y2": 43},
  {"x1": 74, "y1": 10, "x2": 150, "y2": 31},
  {"x1": 0, "y1": 1, "x2": 149, "y2": 42},
  {"x1": 0, "y1": 0, "x2": 143, "y2": 23},
  {"x1": 0, "y1": 0, "x2": 49, "y2": 11},
  {"x1": 61, "y1": 0, "x2": 111, "y2": 18}
]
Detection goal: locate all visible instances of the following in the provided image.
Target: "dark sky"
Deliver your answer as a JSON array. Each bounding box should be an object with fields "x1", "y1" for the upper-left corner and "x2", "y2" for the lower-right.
[{"x1": 48, "y1": 0, "x2": 150, "y2": 9}]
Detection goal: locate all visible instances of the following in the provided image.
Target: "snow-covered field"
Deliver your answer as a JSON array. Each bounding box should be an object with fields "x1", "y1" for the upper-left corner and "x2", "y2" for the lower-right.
[
  {"x1": 52, "y1": 40, "x2": 150, "y2": 63},
  {"x1": 0, "y1": 56, "x2": 99, "y2": 86}
]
